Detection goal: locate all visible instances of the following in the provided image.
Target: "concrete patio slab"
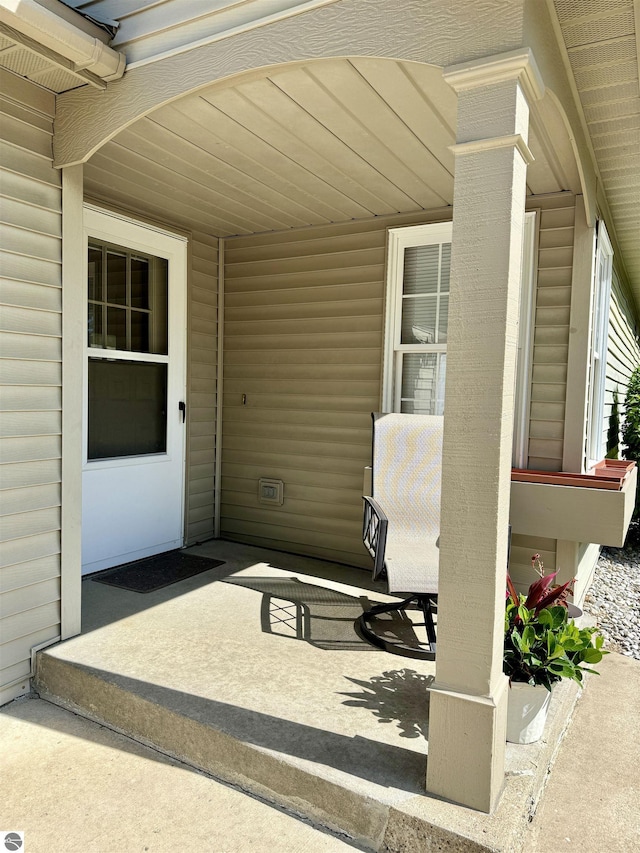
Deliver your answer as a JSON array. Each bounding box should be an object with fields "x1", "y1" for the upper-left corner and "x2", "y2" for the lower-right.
[{"x1": 33, "y1": 540, "x2": 581, "y2": 851}]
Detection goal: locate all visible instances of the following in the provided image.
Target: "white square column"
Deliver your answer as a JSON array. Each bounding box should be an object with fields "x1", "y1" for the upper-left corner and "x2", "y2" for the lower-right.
[{"x1": 426, "y1": 50, "x2": 544, "y2": 812}]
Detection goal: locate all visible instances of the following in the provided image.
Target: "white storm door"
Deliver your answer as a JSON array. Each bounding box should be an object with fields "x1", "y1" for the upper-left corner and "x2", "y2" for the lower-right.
[{"x1": 82, "y1": 206, "x2": 187, "y2": 575}]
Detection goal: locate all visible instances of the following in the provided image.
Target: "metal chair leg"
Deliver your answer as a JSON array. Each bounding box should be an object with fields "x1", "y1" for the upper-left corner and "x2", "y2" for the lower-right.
[{"x1": 355, "y1": 594, "x2": 437, "y2": 660}]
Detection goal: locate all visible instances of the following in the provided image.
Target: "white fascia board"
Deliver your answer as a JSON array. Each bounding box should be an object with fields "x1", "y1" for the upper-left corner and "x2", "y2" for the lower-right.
[{"x1": 0, "y1": 0, "x2": 125, "y2": 80}]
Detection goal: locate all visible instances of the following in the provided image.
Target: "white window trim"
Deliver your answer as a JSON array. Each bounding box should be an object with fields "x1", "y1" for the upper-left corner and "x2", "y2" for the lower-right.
[
  {"x1": 587, "y1": 220, "x2": 613, "y2": 467},
  {"x1": 383, "y1": 215, "x2": 538, "y2": 466},
  {"x1": 512, "y1": 211, "x2": 538, "y2": 468},
  {"x1": 382, "y1": 221, "x2": 453, "y2": 414}
]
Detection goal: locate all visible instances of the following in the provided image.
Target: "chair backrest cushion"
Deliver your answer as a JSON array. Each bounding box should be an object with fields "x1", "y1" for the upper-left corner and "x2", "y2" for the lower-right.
[
  {"x1": 371, "y1": 413, "x2": 443, "y2": 593},
  {"x1": 372, "y1": 413, "x2": 443, "y2": 532}
]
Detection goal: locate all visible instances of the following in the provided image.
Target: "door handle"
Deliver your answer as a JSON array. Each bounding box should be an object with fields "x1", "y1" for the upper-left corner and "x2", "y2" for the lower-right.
[{"x1": 178, "y1": 401, "x2": 186, "y2": 422}]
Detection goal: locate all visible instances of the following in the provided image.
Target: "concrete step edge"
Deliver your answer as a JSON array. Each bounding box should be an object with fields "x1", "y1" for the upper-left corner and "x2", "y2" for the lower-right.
[{"x1": 33, "y1": 650, "x2": 388, "y2": 849}]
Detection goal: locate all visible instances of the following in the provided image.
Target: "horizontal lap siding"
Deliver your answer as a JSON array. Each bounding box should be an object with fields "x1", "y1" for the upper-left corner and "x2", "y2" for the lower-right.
[
  {"x1": 527, "y1": 194, "x2": 575, "y2": 472},
  {"x1": 221, "y1": 211, "x2": 446, "y2": 566},
  {"x1": 508, "y1": 535, "x2": 557, "y2": 595},
  {"x1": 510, "y1": 194, "x2": 576, "y2": 588},
  {"x1": 186, "y1": 235, "x2": 218, "y2": 544},
  {"x1": 222, "y1": 200, "x2": 578, "y2": 570},
  {"x1": 603, "y1": 272, "x2": 640, "y2": 455},
  {"x1": 0, "y1": 72, "x2": 61, "y2": 702}
]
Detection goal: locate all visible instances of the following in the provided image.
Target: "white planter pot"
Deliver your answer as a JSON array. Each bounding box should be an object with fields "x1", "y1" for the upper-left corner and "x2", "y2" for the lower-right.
[{"x1": 506, "y1": 681, "x2": 552, "y2": 744}]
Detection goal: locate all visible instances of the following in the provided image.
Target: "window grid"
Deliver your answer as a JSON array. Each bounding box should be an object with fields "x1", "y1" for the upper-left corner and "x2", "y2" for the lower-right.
[
  {"x1": 88, "y1": 242, "x2": 164, "y2": 355},
  {"x1": 383, "y1": 215, "x2": 537, "y2": 440}
]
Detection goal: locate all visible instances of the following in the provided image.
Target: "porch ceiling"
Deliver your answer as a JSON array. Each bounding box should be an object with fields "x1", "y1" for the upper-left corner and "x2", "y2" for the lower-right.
[
  {"x1": 553, "y1": 0, "x2": 640, "y2": 306},
  {"x1": 84, "y1": 57, "x2": 568, "y2": 239}
]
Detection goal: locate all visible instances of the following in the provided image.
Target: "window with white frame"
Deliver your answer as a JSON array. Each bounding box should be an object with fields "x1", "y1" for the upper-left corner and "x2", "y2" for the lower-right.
[
  {"x1": 587, "y1": 221, "x2": 613, "y2": 466},
  {"x1": 382, "y1": 215, "x2": 538, "y2": 461},
  {"x1": 382, "y1": 222, "x2": 452, "y2": 415}
]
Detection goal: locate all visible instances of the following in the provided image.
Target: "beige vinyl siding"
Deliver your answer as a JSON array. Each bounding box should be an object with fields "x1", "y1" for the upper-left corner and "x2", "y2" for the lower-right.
[
  {"x1": 221, "y1": 211, "x2": 452, "y2": 566},
  {"x1": 509, "y1": 194, "x2": 575, "y2": 590},
  {"x1": 573, "y1": 542, "x2": 601, "y2": 605},
  {"x1": 185, "y1": 233, "x2": 218, "y2": 544},
  {"x1": 603, "y1": 269, "x2": 640, "y2": 456},
  {"x1": 527, "y1": 193, "x2": 575, "y2": 472},
  {"x1": 507, "y1": 534, "x2": 557, "y2": 595},
  {"x1": 222, "y1": 197, "x2": 580, "y2": 568},
  {"x1": 0, "y1": 71, "x2": 61, "y2": 703}
]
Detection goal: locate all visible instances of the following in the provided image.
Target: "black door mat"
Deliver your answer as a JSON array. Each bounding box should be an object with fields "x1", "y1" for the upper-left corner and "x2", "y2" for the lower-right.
[{"x1": 90, "y1": 551, "x2": 225, "y2": 593}]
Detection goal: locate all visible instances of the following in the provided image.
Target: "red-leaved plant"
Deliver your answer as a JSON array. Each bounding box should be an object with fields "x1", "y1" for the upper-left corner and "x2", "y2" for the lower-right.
[
  {"x1": 504, "y1": 555, "x2": 607, "y2": 690},
  {"x1": 506, "y1": 554, "x2": 574, "y2": 621}
]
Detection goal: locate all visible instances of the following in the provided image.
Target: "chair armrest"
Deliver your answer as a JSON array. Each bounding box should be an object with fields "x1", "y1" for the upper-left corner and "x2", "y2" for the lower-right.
[{"x1": 362, "y1": 496, "x2": 388, "y2": 581}]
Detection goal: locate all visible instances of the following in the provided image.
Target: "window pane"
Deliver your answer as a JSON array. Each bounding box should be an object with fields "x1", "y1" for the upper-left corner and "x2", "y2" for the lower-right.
[
  {"x1": 106, "y1": 306, "x2": 127, "y2": 349},
  {"x1": 88, "y1": 303, "x2": 103, "y2": 347},
  {"x1": 401, "y1": 352, "x2": 446, "y2": 416},
  {"x1": 403, "y1": 245, "x2": 440, "y2": 295},
  {"x1": 88, "y1": 246, "x2": 102, "y2": 301},
  {"x1": 438, "y1": 294, "x2": 449, "y2": 342},
  {"x1": 149, "y1": 257, "x2": 168, "y2": 355},
  {"x1": 401, "y1": 296, "x2": 437, "y2": 343},
  {"x1": 131, "y1": 256, "x2": 149, "y2": 309},
  {"x1": 89, "y1": 243, "x2": 168, "y2": 355},
  {"x1": 107, "y1": 252, "x2": 127, "y2": 304},
  {"x1": 400, "y1": 242, "x2": 451, "y2": 344},
  {"x1": 88, "y1": 359, "x2": 167, "y2": 459},
  {"x1": 440, "y1": 243, "x2": 451, "y2": 292},
  {"x1": 131, "y1": 310, "x2": 150, "y2": 352}
]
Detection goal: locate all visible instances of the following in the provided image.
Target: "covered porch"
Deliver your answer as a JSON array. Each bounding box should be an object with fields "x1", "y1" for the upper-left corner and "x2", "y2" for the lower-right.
[
  {"x1": 2, "y1": 0, "x2": 638, "y2": 826},
  {"x1": 34, "y1": 539, "x2": 580, "y2": 851},
  {"x1": 56, "y1": 41, "x2": 586, "y2": 814}
]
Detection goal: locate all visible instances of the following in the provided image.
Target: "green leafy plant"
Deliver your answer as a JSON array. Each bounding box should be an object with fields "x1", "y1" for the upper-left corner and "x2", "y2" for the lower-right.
[
  {"x1": 622, "y1": 366, "x2": 640, "y2": 462},
  {"x1": 606, "y1": 386, "x2": 620, "y2": 459},
  {"x1": 505, "y1": 556, "x2": 607, "y2": 691},
  {"x1": 622, "y1": 366, "x2": 640, "y2": 517}
]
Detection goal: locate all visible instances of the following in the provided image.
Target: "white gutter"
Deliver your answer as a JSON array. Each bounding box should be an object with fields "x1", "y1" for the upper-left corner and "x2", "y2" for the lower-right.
[{"x1": 0, "y1": 0, "x2": 125, "y2": 81}]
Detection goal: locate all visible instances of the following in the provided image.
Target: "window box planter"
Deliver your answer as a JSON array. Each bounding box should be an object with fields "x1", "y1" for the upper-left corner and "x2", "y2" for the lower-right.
[{"x1": 510, "y1": 462, "x2": 637, "y2": 547}]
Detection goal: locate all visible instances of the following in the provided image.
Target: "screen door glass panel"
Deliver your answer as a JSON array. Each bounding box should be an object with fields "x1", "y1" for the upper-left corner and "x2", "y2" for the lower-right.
[
  {"x1": 88, "y1": 242, "x2": 168, "y2": 354},
  {"x1": 88, "y1": 359, "x2": 167, "y2": 459}
]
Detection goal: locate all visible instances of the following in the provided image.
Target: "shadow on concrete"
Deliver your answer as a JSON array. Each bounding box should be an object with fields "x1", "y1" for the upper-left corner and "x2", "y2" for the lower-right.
[
  {"x1": 59, "y1": 665, "x2": 428, "y2": 795},
  {"x1": 340, "y1": 669, "x2": 434, "y2": 740},
  {"x1": 81, "y1": 557, "x2": 234, "y2": 633},
  {"x1": 81, "y1": 540, "x2": 387, "y2": 636},
  {"x1": 224, "y1": 575, "x2": 423, "y2": 652}
]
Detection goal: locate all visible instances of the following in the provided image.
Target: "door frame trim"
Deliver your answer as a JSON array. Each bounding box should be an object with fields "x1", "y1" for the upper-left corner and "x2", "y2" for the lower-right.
[
  {"x1": 61, "y1": 165, "x2": 84, "y2": 639},
  {"x1": 81, "y1": 204, "x2": 188, "y2": 573}
]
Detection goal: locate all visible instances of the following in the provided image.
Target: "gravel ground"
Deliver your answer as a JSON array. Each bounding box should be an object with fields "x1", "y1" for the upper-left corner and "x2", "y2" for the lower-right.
[{"x1": 583, "y1": 521, "x2": 640, "y2": 660}]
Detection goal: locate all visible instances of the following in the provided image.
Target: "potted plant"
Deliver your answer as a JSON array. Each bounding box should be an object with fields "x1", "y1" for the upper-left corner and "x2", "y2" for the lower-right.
[{"x1": 504, "y1": 555, "x2": 608, "y2": 743}]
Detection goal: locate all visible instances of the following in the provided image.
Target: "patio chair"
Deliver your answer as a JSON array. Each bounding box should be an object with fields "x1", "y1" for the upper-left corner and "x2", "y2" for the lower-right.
[{"x1": 357, "y1": 412, "x2": 443, "y2": 660}]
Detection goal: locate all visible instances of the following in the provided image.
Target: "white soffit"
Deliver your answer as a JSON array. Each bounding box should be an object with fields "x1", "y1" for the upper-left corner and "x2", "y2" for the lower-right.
[{"x1": 553, "y1": 0, "x2": 640, "y2": 308}]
